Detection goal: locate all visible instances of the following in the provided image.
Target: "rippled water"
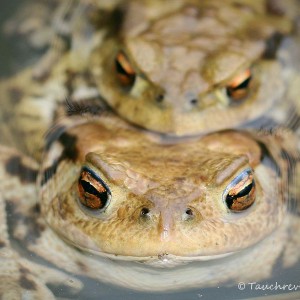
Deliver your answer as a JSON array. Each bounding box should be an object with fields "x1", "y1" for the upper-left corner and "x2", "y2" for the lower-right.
[{"x1": 0, "y1": 2, "x2": 299, "y2": 299}]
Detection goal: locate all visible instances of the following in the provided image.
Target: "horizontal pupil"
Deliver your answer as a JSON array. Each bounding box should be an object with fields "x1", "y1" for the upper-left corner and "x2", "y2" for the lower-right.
[
  {"x1": 235, "y1": 182, "x2": 253, "y2": 198},
  {"x1": 226, "y1": 182, "x2": 253, "y2": 208},
  {"x1": 115, "y1": 59, "x2": 129, "y2": 76},
  {"x1": 115, "y1": 52, "x2": 136, "y2": 88},
  {"x1": 80, "y1": 179, "x2": 107, "y2": 202},
  {"x1": 231, "y1": 76, "x2": 252, "y2": 91}
]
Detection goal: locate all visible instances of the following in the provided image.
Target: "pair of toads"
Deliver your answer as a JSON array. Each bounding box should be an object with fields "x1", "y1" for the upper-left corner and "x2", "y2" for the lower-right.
[{"x1": 0, "y1": 0, "x2": 300, "y2": 298}]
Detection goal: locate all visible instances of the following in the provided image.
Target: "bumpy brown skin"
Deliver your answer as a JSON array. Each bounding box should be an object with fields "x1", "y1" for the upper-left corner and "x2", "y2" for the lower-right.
[
  {"x1": 0, "y1": 126, "x2": 299, "y2": 293},
  {"x1": 39, "y1": 113, "x2": 289, "y2": 260},
  {"x1": 90, "y1": 0, "x2": 297, "y2": 136}
]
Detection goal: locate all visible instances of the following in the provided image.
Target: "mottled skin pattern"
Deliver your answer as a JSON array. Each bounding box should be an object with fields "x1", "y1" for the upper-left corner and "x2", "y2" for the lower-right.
[
  {"x1": 0, "y1": 0, "x2": 299, "y2": 299},
  {"x1": 0, "y1": 146, "x2": 83, "y2": 299}
]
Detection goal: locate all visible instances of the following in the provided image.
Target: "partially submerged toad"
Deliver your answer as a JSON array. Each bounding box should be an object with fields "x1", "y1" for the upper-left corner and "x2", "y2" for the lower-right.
[
  {"x1": 39, "y1": 117, "x2": 291, "y2": 260},
  {"x1": 1, "y1": 112, "x2": 300, "y2": 298}
]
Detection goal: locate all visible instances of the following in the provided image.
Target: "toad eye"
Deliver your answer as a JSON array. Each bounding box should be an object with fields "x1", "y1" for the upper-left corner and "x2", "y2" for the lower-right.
[
  {"x1": 226, "y1": 69, "x2": 252, "y2": 101},
  {"x1": 78, "y1": 167, "x2": 111, "y2": 211},
  {"x1": 115, "y1": 51, "x2": 136, "y2": 88},
  {"x1": 224, "y1": 169, "x2": 256, "y2": 212}
]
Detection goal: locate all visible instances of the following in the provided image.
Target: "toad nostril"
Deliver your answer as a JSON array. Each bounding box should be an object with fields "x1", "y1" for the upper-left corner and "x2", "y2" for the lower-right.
[
  {"x1": 185, "y1": 208, "x2": 194, "y2": 216},
  {"x1": 140, "y1": 207, "x2": 150, "y2": 217},
  {"x1": 190, "y1": 98, "x2": 198, "y2": 105},
  {"x1": 182, "y1": 208, "x2": 195, "y2": 221},
  {"x1": 156, "y1": 94, "x2": 164, "y2": 103}
]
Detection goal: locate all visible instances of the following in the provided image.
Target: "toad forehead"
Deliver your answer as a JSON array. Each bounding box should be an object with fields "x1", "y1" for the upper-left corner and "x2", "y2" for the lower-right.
[{"x1": 86, "y1": 149, "x2": 248, "y2": 192}]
